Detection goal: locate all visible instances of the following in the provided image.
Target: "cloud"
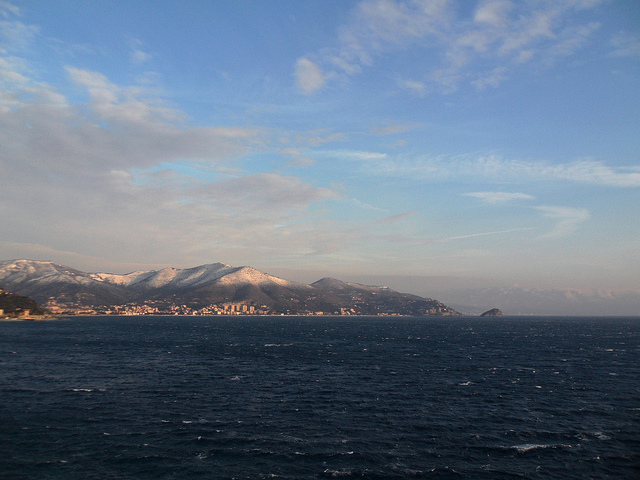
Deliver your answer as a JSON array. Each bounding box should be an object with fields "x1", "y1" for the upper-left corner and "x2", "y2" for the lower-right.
[
  {"x1": 0, "y1": 58, "x2": 342, "y2": 268},
  {"x1": 474, "y1": 0, "x2": 513, "y2": 28},
  {"x1": 131, "y1": 48, "x2": 151, "y2": 64},
  {"x1": 609, "y1": 31, "x2": 640, "y2": 58},
  {"x1": 282, "y1": 148, "x2": 315, "y2": 167},
  {"x1": 465, "y1": 191, "x2": 534, "y2": 204},
  {"x1": 128, "y1": 37, "x2": 154, "y2": 65},
  {"x1": 295, "y1": 57, "x2": 326, "y2": 94},
  {"x1": 547, "y1": 160, "x2": 640, "y2": 187},
  {"x1": 399, "y1": 79, "x2": 427, "y2": 96},
  {"x1": 0, "y1": 17, "x2": 38, "y2": 53},
  {"x1": 471, "y1": 67, "x2": 507, "y2": 90},
  {"x1": 195, "y1": 173, "x2": 340, "y2": 213},
  {"x1": 299, "y1": 130, "x2": 347, "y2": 147},
  {"x1": 535, "y1": 206, "x2": 590, "y2": 239},
  {"x1": 298, "y1": 0, "x2": 604, "y2": 94},
  {"x1": 66, "y1": 67, "x2": 187, "y2": 125}
]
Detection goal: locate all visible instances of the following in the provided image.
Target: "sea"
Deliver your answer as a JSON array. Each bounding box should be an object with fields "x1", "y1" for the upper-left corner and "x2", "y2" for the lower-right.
[{"x1": 1, "y1": 316, "x2": 638, "y2": 480}]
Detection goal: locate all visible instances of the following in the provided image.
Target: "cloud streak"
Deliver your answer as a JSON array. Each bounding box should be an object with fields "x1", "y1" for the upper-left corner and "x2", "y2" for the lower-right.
[
  {"x1": 464, "y1": 191, "x2": 534, "y2": 204},
  {"x1": 338, "y1": 151, "x2": 640, "y2": 188}
]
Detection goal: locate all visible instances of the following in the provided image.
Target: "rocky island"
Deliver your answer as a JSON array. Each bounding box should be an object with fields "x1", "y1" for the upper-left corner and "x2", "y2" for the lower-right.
[{"x1": 480, "y1": 308, "x2": 504, "y2": 317}]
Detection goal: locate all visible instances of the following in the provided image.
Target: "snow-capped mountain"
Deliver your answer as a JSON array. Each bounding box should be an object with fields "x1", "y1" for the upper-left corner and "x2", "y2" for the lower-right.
[{"x1": 0, "y1": 259, "x2": 456, "y2": 315}]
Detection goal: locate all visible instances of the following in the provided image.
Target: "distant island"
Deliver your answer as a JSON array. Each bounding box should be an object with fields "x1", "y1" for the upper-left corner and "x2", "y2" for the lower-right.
[
  {"x1": 0, "y1": 260, "x2": 463, "y2": 317},
  {"x1": 480, "y1": 308, "x2": 504, "y2": 317}
]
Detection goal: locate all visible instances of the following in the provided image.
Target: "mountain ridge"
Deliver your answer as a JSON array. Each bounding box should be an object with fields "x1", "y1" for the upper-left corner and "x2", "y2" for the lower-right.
[{"x1": 0, "y1": 260, "x2": 461, "y2": 316}]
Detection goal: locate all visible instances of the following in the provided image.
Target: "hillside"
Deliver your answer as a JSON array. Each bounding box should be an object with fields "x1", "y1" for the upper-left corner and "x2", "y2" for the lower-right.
[
  {"x1": 0, "y1": 260, "x2": 461, "y2": 316},
  {"x1": 0, "y1": 287, "x2": 45, "y2": 317}
]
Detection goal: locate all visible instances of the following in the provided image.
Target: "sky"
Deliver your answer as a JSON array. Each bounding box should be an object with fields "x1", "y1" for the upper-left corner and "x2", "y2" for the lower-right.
[{"x1": 1, "y1": 0, "x2": 639, "y2": 304}]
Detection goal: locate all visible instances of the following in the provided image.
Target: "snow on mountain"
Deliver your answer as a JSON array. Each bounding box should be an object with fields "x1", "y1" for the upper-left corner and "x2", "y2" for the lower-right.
[
  {"x1": 217, "y1": 266, "x2": 312, "y2": 290},
  {"x1": 0, "y1": 259, "x2": 462, "y2": 315},
  {"x1": 0, "y1": 259, "x2": 97, "y2": 287},
  {"x1": 91, "y1": 270, "x2": 152, "y2": 286},
  {"x1": 0, "y1": 260, "x2": 307, "y2": 297},
  {"x1": 312, "y1": 277, "x2": 393, "y2": 293},
  {"x1": 155, "y1": 263, "x2": 236, "y2": 289},
  {"x1": 92, "y1": 263, "x2": 236, "y2": 289}
]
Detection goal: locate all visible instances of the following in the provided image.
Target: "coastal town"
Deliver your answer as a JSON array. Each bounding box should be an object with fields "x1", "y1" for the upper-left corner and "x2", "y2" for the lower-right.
[{"x1": 43, "y1": 300, "x2": 457, "y2": 317}]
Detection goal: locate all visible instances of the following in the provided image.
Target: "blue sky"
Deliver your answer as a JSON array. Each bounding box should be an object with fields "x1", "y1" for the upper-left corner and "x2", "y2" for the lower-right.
[{"x1": 1, "y1": 0, "x2": 639, "y2": 299}]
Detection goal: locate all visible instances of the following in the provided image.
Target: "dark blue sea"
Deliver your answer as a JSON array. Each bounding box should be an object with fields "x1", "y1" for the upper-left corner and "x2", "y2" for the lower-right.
[{"x1": 1, "y1": 316, "x2": 639, "y2": 479}]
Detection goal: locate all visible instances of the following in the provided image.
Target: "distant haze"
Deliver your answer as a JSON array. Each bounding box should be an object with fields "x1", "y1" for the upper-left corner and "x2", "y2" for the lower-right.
[{"x1": 1, "y1": 1, "x2": 638, "y2": 315}]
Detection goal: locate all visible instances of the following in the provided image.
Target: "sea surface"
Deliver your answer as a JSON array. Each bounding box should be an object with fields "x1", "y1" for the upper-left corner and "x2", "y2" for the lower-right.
[{"x1": 1, "y1": 316, "x2": 639, "y2": 479}]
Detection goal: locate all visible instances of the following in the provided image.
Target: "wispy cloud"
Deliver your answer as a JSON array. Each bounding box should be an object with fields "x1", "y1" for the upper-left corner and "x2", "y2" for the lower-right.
[
  {"x1": 445, "y1": 227, "x2": 534, "y2": 242},
  {"x1": 0, "y1": 12, "x2": 38, "y2": 53},
  {"x1": 345, "y1": 152, "x2": 640, "y2": 188},
  {"x1": 370, "y1": 226, "x2": 534, "y2": 246},
  {"x1": 297, "y1": 0, "x2": 604, "y2": 94},
  {"x1": 535, "y1": 205, "x2": 590, "y2": 239},
  {"x1": 398, "y1": 79, "x2": 427, "y2": 96},
  {"x1": 128, "y1": 37, "x2": 154, "y2": 65},
  {"x1": 376, "y1": 211, "x2": 418, "y2": 223},
  {"x1": 465, "y1": 191, "x2": 534, "y2": 204},
  {"x1": 318, "y1": 149, "x2": 389, "y2": 161},
  {"x1": 609, "y1": 31, "x2": 640, "y2": 58},
  {"x1": 370, "y1": 124, "x2": 415, "y2": 135},
  {"x1": 0, "y1": 1, "x2": 20, "y2": 18}
]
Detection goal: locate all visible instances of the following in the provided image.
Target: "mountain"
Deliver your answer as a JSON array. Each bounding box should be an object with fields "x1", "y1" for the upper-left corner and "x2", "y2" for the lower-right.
[{"x1": 0, "y1": 260, "x2": 460, "y2": 316}]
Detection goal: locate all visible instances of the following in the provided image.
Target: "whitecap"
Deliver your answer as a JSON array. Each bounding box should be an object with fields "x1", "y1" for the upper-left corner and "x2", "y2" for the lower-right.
[
  {"x1": 323, "y1": 469, "x2": 354, "y2": 477},
  {"x1": 512, "y1": 443, "x2": 571, "y2": 453}
]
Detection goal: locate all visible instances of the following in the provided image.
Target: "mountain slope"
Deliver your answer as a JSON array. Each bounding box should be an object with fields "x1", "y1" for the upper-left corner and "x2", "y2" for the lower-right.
[
  {"x1": 0, "y1": 260, "x2": 460, "y2": 315},
  {"x1": 312, "y1": 277, "x2": 460, "y2": 316},
  {"x1": 0, "y1": 260, "x2": 125, "y2": 306}
]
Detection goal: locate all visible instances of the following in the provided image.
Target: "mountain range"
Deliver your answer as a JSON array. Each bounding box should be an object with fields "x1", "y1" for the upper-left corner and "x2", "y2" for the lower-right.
[{"x1": 0, "y1": 260, "x2": 461, "y2": 316}]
